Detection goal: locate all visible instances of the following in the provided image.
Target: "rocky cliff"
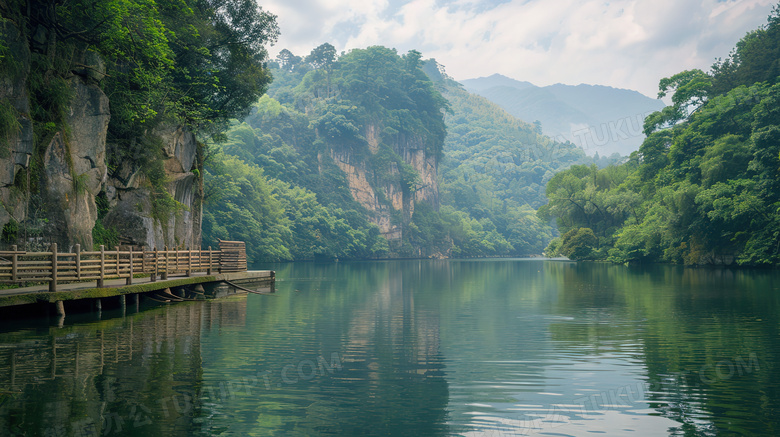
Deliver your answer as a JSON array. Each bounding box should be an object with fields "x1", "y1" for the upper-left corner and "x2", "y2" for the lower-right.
[
  {"x1": 0, "y1": 21, "x2": 202, "y2": 252},
  {"x1": 327, "y1": 124, "x2": 440, "y2": 245},
  {"x1": 104, "y1": 125, "x2": 202, "y2": 250},
  {"x1": 0, "y1": 21, "x2": 32, "y2": 241}
]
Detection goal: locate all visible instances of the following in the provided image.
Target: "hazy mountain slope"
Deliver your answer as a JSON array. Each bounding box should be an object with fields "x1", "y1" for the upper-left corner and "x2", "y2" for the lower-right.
[
  {"x1": 477, "y1": 85, "x2": 591, "y2": 142},
  {"x1": 460, "y1": 74, "x2": 535, "y2": 93},
  {"x1": 461, "y1": 74, "x2": 665, "y2": 156}
]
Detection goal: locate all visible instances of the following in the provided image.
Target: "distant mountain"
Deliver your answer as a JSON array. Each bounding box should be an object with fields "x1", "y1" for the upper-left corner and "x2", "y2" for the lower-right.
[
  {"x1": 460, "y1": 74, "x2": 665, "y2": 156},
  {"x1": 461, "y1": 74, "x2": 535, "y2": 93}
]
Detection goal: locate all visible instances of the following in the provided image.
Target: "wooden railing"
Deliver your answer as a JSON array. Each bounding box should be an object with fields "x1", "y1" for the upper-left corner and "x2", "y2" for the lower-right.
[{"x1": 0, "y1": 240, "x2": 247, "y2": 292}]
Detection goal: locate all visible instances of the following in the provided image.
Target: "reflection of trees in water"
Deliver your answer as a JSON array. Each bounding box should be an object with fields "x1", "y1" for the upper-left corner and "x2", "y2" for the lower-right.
[
  {"x1": 431, "y1": 260, "x2": 561, "y2": 434},
  {"x1": 0, "y1": 300, "x2": 247, "y2": 436},
  {"x1": 544, "y1": 261, "x2": 780, "y2": 436},
  {"x1": 241, "y1": 261, "x2": 451, "y2": 436}
]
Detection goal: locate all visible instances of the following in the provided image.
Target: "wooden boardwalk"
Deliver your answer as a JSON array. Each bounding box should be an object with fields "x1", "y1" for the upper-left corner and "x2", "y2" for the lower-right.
[
  {"x1": 0, "y1": 240, "x2": 248, "y2": 291},
  {"x1": 0, "y1": 240, "x2": 273, "y2": 318}
]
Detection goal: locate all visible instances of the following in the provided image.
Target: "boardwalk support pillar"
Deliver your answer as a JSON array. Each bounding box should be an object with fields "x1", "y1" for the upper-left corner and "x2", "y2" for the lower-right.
[
  {"x1": 55, "y1": 300, "x2": 65, "y2": 316},
  {"x1": 161, "y1": 246, "x2": 169, "y2": 280},
  {"x1": 11, "y1": 245, "x2": 18, "y2": 282},
  {"x1": 126, "y1": 248, "x2": 134, "y2": 285}
]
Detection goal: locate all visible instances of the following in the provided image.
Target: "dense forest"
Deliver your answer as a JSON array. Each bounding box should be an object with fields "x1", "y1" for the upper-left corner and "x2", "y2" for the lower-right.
[
  {"x1": 202, "y1": 45, "x2": 600, "y2": 261},
  {"x1": 202, "y1": 45, "x2": 444, "y2": 261},
  {"x1": 541, "y1": 5, "x2": 780, "y2": 266}
]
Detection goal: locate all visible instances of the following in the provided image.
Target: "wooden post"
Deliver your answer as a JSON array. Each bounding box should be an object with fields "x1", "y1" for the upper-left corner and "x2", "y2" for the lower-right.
[
  {"x1": 162, "y1": 246, "x2": 168, "y2": 280},
  {"x1": 186, "y1": 247, "x2": 192, "y2": 277},
  {"x1": 151, "y1": 247, "x2": 157, "y2": 282},
  {"x1": 98, "y1": 245, "x2": 105, "y2": 287},
  {"x1": 49, "y1": 243, "x2": 57, "y2": 292},
  {"x1": 75, "y1": 244, "x2": 81, "y2": 280},
  {"x1": 126, "y1": 248, "x2": 133, "y2": 285},
  {"x1": 207, "y1": 246, "x2": 212, "y2": 275},
  {"x1": 115, "y1": 246, "x2": 120, "y2": 276},
  {"x1": 11, "y1": 244, "x2": 17, "y2": 282},
  {"x1": 142, "y1": 246, "x2": 147, "y2": 276}
]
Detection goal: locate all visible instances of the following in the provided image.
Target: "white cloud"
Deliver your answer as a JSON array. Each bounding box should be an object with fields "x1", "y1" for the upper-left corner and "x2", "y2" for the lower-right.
[{"x1": 260, "y1": 0, "x2": 775, "y2": 97}]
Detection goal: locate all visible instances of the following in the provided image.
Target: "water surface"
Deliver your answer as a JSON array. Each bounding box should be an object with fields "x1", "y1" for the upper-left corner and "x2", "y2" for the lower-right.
[{"x1": 1, "y1": 260, "x2": 778, "y2": 436}]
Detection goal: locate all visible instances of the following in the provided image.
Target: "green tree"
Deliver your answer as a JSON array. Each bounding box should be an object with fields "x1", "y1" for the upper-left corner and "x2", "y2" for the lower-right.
[{"x1": 542, "y1": 6, "x2": 780, "y2": 266}]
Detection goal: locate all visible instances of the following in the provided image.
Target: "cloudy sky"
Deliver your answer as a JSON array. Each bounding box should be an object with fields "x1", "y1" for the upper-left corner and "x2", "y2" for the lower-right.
[{"x1": 259, "y1": 0, "x2": 775, "y2": 98}]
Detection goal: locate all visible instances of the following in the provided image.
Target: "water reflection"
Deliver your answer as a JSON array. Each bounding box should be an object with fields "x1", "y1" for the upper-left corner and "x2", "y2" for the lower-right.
[
  {"x1": 540, "y1": 262, "x2": 780, "y2": 436},
  {"x1": 0, "y1": 302, "x2": 210, "y2": 436},
  {"x1": 1, "y1": 260, "x2": 779, "y2": 436},
  {"x1": 196, "y1": 261, "x2": 450, "y2": 436}
]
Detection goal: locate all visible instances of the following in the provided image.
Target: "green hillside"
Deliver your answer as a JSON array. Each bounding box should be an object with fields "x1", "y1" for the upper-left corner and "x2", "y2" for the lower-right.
[
  {"x1": 200, "y1": 48, "x2": 599, "y2": 261},
  {"x1": 541, "y1": 6, "x2": 780, "y2": 266},
  {"x1": 429, "y1": 63, "x2": 594, "y2": 254}
]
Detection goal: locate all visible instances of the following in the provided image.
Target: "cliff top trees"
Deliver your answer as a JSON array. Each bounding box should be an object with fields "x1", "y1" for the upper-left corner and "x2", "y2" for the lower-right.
[{"x1": 1, "y1": 0, "x2": 278, "y2": 156}]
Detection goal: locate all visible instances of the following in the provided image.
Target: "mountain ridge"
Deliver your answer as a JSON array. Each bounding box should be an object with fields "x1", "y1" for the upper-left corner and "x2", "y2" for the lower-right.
[{"x1": 459, "y1": 74, "x2": 665, "y2": 156}]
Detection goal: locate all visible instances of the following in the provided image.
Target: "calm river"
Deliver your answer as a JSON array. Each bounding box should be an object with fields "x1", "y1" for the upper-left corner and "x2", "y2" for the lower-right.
[{"x1": 1, "y1": 259, "x2": 779, "y2": 436}]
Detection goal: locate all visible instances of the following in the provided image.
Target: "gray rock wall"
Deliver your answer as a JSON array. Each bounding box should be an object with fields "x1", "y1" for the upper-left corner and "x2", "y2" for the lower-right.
[
  {"x1": 0, "y1": 21, "x2": 33, "y2": 237},
  {"x1": 0, "y1": 21, "x2": 202, "y2": 252},
  {"x1": 39, "y1": 77, "x2": 110, "y2": 250},
  {"x1": 104, "y1": 124, "x2": 201, "y2": 250}
]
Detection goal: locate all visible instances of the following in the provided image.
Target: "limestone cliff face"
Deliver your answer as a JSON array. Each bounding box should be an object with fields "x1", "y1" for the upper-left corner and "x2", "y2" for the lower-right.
[
  {"x1": 327, "y1": 124, "x2": 440, "y2": 243},
  {"x1": 0, "y1": 21, "x2": 201, "y2": 251},
  {"x1": 394, "y1": 133, "x2": 439, "y2": 208},
  {"x1": 104, "y1": 125, "x2": 202, "y2": 250},
  {"x1": 0, "y1": 21, "x2": 32, "y2": 239},
  {"x1": 40, "y1": 77, "x2": 109, "y2": 250},
  {"x1": 34, "y1": 81, "x2": 201, "y2": 251}
]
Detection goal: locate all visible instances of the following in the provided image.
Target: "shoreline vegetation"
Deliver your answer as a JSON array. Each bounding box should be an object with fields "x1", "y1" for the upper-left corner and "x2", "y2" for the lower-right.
[{"x1": 540, "y1": 5, "x2": 780, "y2": 267}]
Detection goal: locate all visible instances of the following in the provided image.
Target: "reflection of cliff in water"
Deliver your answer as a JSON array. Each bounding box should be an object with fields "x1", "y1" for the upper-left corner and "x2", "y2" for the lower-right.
[
  {"x1": 329, "y1": 262, "x2": 449, "y2": 436},
  {"x1": 0, "y1": 299, "x2": 247, "y2": 436},
  {"x1": 200, "y1": 261, "x2": 451, "y2": 436}
]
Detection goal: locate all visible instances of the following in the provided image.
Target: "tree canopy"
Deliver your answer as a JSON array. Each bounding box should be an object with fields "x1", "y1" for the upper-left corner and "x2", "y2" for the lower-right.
[{"x1": 542, "y1": 6, "x2": 780, "y2": 266}]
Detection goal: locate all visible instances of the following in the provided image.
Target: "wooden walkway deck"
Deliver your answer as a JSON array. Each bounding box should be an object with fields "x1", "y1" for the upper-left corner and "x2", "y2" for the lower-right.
[
  {"x1": 0, "y1": 240, "x2": 273, "y2": 320},
  {"x1": 0, "y1": 270, "x2": 274, "y2": 305}
]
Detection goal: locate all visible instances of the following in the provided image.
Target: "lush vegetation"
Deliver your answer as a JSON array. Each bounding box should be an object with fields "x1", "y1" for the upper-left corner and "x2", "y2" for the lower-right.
[
  {"x1": 202, "y1": 147, "x2": 389, "y2": 262},
  {"x1": 202, "y1": 45, "x2": 444, "y2": 261},
  {"x1": 541, "y1": 5, "x2": 780, "y2": 266},
  {"x1": 430, "y1": 63, "x2": 595, "y2": 255},
  {"x1": 202, "y1": 45, "x2": 598, "y2": 261},
  {"x1": 1, "y1": 0, "x2": 278, "y2": 247}
]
